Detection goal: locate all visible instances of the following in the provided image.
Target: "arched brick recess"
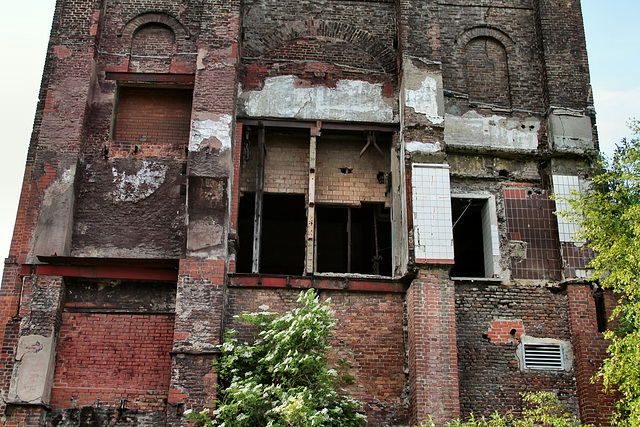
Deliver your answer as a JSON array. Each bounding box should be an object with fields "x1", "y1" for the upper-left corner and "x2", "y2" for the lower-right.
[
  {"x1": 129, "y1": 23, "x2": 175, "y2": 73},
  {"x1": 464, "y1": 36, "x2": 511, "y2": 107},
  {"x1": 445, "y1": 26, "x2": 517, "y2": 107},
  {"x1": 455, "y1": 26, "x2": 515, "y2": 51},
  {"x1": 118, "y1": 12, "x2": 190, "y2": 40},
  {"x1": 242, "y1": 20, "x2": 397, "y2": 75}
]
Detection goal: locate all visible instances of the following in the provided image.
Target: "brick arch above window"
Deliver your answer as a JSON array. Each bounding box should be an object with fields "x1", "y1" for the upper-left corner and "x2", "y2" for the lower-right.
[
  {"x1": 118, "y1": 12, "x2": 190, "y2": 40},
  {"x1": 455, "y1": 26, "x2": 515, "y2": 51},
  {"x1": 242, "y1": 20, "x2": 397, "y2": 75}
]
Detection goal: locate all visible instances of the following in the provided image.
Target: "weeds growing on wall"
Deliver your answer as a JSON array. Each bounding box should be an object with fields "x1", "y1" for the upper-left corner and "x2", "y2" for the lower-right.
[{"x1": 186, "y1": 289, "x2": 366, "y2": 427}]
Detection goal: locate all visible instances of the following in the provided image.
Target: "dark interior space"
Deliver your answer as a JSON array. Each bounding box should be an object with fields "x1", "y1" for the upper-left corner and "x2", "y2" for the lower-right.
[
  {"x1": 451, "y1": 198, "x2": 485, "y2": 277},
  {"x1": 316, "y1": 203, "x2": 391, "y2": 276},
  {"x1": 237, "y1": 193, "x2": 306, "y2": 275}
]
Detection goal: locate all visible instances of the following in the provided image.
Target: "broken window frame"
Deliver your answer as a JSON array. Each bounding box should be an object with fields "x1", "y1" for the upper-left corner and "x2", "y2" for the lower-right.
[
  {"x1": 236, "y1": 120, "x2": 397, "y2": 278},
  {"x1": 450, "y1": 193, "x2": 500, "y2": 279}
]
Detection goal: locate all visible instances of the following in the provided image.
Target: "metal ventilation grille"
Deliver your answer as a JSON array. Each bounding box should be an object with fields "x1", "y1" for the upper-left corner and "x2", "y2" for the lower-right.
[{"x1": 523, "y1": 343, "x2": 564, "y2": 370}]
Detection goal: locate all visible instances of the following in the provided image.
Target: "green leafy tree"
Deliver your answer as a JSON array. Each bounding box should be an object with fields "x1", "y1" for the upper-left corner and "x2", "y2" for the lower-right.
[
  {"x1": 561, "y1": 119, "x2": 640, "y2": 426},
  {"x1": 420, "y1": 391, "x2": 588, "y2": 427},
  {"x1": 186, "y1": 289, "x2": 366, "y2": 427}
]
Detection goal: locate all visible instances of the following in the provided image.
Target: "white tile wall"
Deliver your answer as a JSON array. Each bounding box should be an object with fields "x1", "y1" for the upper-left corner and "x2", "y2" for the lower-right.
[
  {"x1": 552, "y1": 174, "x2": 584, "y2": 243},
  {"x1": 412, "y1": 164, "x2": 454, "y2": 261}
]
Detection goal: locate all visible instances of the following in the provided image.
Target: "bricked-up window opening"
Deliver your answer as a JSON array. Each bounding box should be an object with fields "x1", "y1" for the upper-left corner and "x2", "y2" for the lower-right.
[
  {"x1": 237, "y1": 193, "x2": 306, "y2": 275},
  {"x1": 464, "y1": 37, "x2": 511, "y2": 107},
  {"x1": 594, "y1": 288, "x2": 608, "y2": 333},
  {"x1": 129, "y1": 23, "x2": 175, "y2": 73},
  {"x1": 113, "y1": 86, "x2": 192, "y2": 153},
  {"x1": 316, "y1": 203, "x2": 391, "y2": 276},
  {"x1": 451, "y1": 196, "x2": 499, "y2": 278}
]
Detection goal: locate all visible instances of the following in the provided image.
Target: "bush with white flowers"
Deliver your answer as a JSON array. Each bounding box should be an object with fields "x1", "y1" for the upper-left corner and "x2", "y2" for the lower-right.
[{"x1": 186, "y1": 289, "x2": 366, "y2": 427}]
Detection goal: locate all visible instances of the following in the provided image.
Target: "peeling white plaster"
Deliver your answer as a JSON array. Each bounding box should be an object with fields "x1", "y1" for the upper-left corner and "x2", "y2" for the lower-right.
[
  {"x1": 243, "y1": 75, "x2": 396, "y2": 123},
  {"x1": 405, "y1": 76, "x2": 444, "y2": 125},
  {"x1": 190, "y1": 115, "x2": 232, "y2": 152},
  {"x1": 110, "y1": 161, "x2": 168, "y2": 203},
  {"x1": 445, "y1": 111, "x2": 539, "y2": 151},
  {"x1": 405, "y1": 141, "x2": 443, "y2": 154},
  {"x1": 41, "y1": 168, "x2": 75, "y2": 208}
]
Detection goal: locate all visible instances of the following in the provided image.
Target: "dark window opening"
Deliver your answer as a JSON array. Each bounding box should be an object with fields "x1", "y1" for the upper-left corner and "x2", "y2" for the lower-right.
[
  {"x1": 316, "y1": 203, "x2": 391, "y2": 276},
  {"x1": 451, "y1": 198, "x2": 485, "y2": 277},
  {"x1": 237, "y1": 193, "x2": 306, "y2": 275},
  {"x1": 594, "y1": 288, "x2": 607, "y2": 333}
]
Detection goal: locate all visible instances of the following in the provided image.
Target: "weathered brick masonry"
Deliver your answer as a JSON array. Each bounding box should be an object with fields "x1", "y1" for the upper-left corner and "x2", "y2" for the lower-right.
[{"x1": 0, "y1": 0, "x2": 614, "y2": 426}]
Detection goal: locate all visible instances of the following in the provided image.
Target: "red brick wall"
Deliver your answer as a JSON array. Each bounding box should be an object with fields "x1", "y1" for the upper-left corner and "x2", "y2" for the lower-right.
[
  {"x1": 1, "y1": 406, "x2": 45, "y2": 427},
  {"x1": 129, "y1": 24, "x2": 175, "y2": 73},
  {"x1": 51, "y1": 312, "x2": 174, "y2": 409},
  {"x1": 464, "y1": 37, "x2": 510, "y2": 107},
  {"x1": 225, "y1": 287, "x2": 409, "y2": 426},
  {"x1": 567, "y1": 284, "x2": 617, "y2": 426}
]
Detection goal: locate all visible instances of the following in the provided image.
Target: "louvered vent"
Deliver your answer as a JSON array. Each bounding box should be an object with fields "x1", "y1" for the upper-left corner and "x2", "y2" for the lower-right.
[{"x1": 523, "y1": 343, "x2": 564, "y2": 370}]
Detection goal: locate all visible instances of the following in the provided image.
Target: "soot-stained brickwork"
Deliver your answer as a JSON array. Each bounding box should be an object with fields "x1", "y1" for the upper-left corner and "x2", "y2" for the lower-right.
[
  {"x1": 455, "y1": 284, "x2": 577, "y2": 417},
  {"x1": 0, "y1": 0, "x2": 610, "y2": 426}
]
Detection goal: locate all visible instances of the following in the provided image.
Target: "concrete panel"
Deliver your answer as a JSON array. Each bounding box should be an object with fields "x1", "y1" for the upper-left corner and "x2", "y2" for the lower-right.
[
  {"x1": 8, "y1": 334, "x2": 56, "y2": 405},
  {"x1": 549, "y1": 113, "x2": 594, "y2": 152},
  {"x1": 444, "y1": 111, "x2": 539, "y2": 151},
  {"x1": 31, "y1": 155, "x2": 78, "y2": 261}
]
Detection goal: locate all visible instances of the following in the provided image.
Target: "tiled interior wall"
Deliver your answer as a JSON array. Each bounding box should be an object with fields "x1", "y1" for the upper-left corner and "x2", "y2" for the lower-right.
[
  {"x1": 552, "y1": 175, "x2": 584, "y2": 243},
  {"x1": 503, "y1": 186, "x2": 562, "y2": 280},
  {"x1": 412, "y1": 164, "x2": 454, "y2": 263}
]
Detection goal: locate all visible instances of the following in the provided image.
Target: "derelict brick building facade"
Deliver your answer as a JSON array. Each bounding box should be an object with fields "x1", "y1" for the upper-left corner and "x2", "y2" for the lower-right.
[{"x1": 0, "y1": 0, "x2": 615, "y2": 425}]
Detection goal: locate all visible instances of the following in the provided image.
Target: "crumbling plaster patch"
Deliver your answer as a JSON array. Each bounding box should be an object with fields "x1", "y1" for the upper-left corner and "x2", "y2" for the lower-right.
[
  {"x1": 109, "y1": 161, "x2": 168, "y2": 203},
  {"x1": 405, "y1": 141, "x2": 443, "y2": 154},
  {"x1": 186, "y1": 219, "x2": 225, "y2": 254},
  {"x1": 445, "y1": 111, "x2": 539, "y2": 151},
  {"x1": 190, "y1": 115, "x2": 232, "y2": 152},
  {"x1": 241, "y1": 75, "x2": 396, "y2": 123},
  {"x1": 403, "y1": 58, "x2": 444, "y2": 125},
  {"x1": 41, "y1": 169, "x2": 74, "y2": 207}
]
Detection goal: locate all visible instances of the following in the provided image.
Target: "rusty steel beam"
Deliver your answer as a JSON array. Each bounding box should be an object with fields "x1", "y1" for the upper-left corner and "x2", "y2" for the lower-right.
[
  {"x1": 228, "y1": 275, "x2": 407, "y2": 293},
  {"x1": 21, "y1": 264, "x2": 178, "y2": 282}
]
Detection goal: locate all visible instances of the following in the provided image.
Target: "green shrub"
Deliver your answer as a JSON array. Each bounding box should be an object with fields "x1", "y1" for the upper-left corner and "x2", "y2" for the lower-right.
[{"x1": 186, "y1": 289, "x2": 366, "y2": 427}]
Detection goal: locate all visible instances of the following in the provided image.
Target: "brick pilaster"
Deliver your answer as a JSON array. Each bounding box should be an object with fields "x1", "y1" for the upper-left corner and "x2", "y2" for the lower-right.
[{"x1": 407, "y1": 267, "x2": 460, "y2": 425}]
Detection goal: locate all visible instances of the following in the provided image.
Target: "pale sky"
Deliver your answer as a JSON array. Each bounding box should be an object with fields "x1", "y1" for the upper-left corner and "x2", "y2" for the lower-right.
[{"x1": 0, "y1": 1, "x2": 637, "y2": 260}]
